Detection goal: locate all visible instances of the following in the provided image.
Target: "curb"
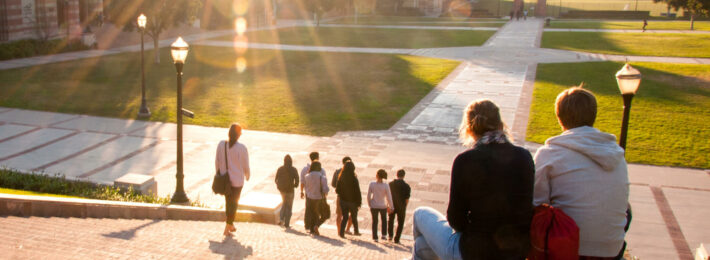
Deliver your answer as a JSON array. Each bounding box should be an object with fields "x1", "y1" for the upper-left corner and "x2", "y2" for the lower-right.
[{"x1": 0, "y1": 193, "x2": 263, "y2": 223}]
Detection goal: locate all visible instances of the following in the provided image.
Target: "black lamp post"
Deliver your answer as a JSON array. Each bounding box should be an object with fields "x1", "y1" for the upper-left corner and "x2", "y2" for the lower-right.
[
  {"x1": 615, "y1": 63, "x2": 642, "y2": 150},
  {"x1": 137, "y1": 14, "x2": 151, "y2": 118},
  {"x1": 170, "y1": 37, "x2": 190, "y2": 204}
]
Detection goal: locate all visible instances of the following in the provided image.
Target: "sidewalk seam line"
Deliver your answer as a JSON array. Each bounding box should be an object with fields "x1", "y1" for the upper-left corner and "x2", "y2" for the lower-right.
[
  {"x1": 0, "y1": 131, "x2": 80, "y2": 163},
  {"x1": 649, "y1": 186, "x2": 693, "y2": 260},
  {"x1": 78, "y1": 140, "x2": 162, "y2": 178},
  {"x1": 31, "y1": 134, "x2": 123, "y2": 172}
]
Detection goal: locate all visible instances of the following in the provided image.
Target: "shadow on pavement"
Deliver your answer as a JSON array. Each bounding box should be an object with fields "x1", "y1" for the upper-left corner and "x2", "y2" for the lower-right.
[
  {"x1": 347, "y1": 239, "x2": 388, "y2": 253},
  {"x1": 102, "y1": 219, "x2": 161, "y2": 240},
  {"x1": 208, "y1": 236, "x2": 254, "y2": 259}
]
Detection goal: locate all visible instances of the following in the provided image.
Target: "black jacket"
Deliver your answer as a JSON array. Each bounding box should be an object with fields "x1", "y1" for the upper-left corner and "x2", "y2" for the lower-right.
[
  {"x1": 389, "y1": 179, "x2": 411, "y2": 211},
  {"x1": 275, "y1": 166, "x2": 299, "y2": 193},
  {"x1": 447, "y1": 141, "x2": 534, "y2": 260},
  {"x1": 336, "y1": 173, "x2": 361, "y2": 207}
]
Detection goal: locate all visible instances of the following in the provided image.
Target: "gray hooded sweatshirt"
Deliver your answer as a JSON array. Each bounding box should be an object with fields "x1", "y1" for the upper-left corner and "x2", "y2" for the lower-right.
[{"x1": 533, "y1": 126, "x2": 629, "y2": 257}]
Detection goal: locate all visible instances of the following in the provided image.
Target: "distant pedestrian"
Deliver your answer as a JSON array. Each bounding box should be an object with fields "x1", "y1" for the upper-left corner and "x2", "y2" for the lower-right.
[
  {"x1": 367, "y1": 169, "x2": 394, "y2": 242},
  {"x1": 387, "y1": 169, "x2": 411, "y2": 244},
  {"x1": 275, "y1": 154, "x2": 298, "y2": 228},
  {"x1": 509, "y1": 11, "x2": 514, "y2": 21},
  {"x1": 216, "y1": 123, "x2": 251, "y2": 236},
  {"x1": 643, "y1": 19, "x2": 648, "y2": 32},
  {"x1": 524, "y1": 10, "x2": 528, "y2": 20},
  {"x1": 300, "y1": 152, "x2": 323, "y2": 231},
  {"x1": 336, "y1": 161, "x2": 362, "y2": 238},
  {"x1": 332, "y1": 156, "x2": 354, "y2": 236},
  {"x1": 304, "y1": 161, "x2": 329, "y2": 236}
]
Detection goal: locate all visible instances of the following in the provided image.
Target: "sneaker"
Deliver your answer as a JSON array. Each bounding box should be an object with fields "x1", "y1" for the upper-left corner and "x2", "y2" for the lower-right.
[
  {"x1": 345, "y1": 230, "x2": 353, "y2": 235},
  {"x1": 388, "y1": 236, "x2": 393, "y2": 241},
  {"x1": 381, "y1": 236, "x2": 387, "y2": 240}
]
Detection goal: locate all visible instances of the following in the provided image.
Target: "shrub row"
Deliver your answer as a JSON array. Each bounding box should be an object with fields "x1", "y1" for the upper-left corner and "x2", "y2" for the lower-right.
[
  {"x1": 0, "y1": 39, "x2": 90, "y2": 61},
  {"x1": 0, "y1": 168, "x2": 172, "y2": 205}
]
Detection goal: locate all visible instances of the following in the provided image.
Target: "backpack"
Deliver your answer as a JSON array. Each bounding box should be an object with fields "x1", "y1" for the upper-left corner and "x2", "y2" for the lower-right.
[{"x1": 528, "y1": 204, "x2": 580, "y2": 260}]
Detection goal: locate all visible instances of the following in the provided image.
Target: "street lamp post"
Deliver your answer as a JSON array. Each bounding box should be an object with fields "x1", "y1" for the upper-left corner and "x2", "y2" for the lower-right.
[
  {"x1": 170, "y1": 37, "x2": 190, "y2": 204},
  {"x1": 615, "y1": 63, "x2": 642, "y2": 150},
  {"x1": 137, "y1": 14, "x2": 151, "y2": 118}
]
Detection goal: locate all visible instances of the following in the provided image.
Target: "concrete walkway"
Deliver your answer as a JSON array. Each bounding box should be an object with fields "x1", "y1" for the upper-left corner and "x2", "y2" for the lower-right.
[{"x1": 1, "y1": 18, "x2": 709, "y2": 260}]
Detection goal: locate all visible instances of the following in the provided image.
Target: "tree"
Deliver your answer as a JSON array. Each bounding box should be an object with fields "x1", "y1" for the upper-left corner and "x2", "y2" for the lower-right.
[
  {"x1": 105, "y1": 0, "x2": 201, "y2": 63},
  {"x1": 653, "y1": 0, "x2": 709, "y2": 30},
  {"x1": 304, "y1": 0, "x2": 336, "y2": 26}
]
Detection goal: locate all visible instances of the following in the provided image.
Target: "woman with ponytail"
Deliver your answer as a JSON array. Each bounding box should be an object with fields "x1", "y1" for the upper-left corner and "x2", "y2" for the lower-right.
[
  {"x1": 411, "y1": 100, "x2": 534, "y2": 260},
  {"x1": 215, "y1": 123, "x2": 251, "y2": 236}
]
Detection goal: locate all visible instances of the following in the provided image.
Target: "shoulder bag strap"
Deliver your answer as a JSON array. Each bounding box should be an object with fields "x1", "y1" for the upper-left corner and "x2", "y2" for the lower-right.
[{"x1": 223, "y1": 141, "x2": 229, "y2": 174}]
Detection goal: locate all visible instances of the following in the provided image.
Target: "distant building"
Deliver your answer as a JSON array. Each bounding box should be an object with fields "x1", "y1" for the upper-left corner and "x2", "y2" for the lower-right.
[{"x1": 0, "y1": 0, "x2": 103, "y2": 43}]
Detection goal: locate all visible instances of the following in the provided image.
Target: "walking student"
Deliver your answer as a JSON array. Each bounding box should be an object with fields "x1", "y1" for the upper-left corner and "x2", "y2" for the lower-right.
[
  {"x1": 332, "y1": 156, "x2": 354, "y2": 236},
  {"x1": 388, "y1": 169, "x2": 411, "y2": 244},
  {"x1": 367, "y1": 169, "x2": 394, "y2": 242},
  {"x1": 336, "y1": 161, "x2": 362, "y2": 238},
  {"x1": 216, "y1": 123, "x2": 251, "y2": 236},
  {"x1": 412, "y1": 100, "x2": 534, "y2": 259},
  {"x1": 275, "y1": 154, "x2": 299, "y2": 228},
  {"x1": 300, "y1": 152, "x2": 323, "y2": 231},
  {"x1": 304, "y1": 161, "x2": 329, "y2": 236}
]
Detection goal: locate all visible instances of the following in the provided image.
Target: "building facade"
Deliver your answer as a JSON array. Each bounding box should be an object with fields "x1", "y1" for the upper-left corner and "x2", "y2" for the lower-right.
[{"x1": 0, "y1": 0, "x2": 102, "y2": 42}]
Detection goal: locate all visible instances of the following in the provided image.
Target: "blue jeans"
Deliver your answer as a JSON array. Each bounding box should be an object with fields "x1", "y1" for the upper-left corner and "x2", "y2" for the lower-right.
[
  {"x1": 279, "y1": 192, "x2": 294, "y2": 227},
  {"x1": 412, "y1": 207, "x2": 462, "y2": 260}
]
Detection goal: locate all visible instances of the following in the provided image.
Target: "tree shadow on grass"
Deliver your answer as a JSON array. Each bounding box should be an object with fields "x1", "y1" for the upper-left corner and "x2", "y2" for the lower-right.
[
  {"x1": 208, "y1": 236, "x2": 254, "y2": 259},
  {"x1": 102, "y1": 219, "x2": 161, "y2": 240}
]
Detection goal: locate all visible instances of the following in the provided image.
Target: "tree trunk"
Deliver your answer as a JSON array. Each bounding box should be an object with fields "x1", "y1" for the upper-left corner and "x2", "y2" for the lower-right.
[
  {"x1": 153, "y1": 34, "x2": 160, "y2": 64},
  {"x1": 690, "y1": 13, "x2": 695, "y2": 30}
]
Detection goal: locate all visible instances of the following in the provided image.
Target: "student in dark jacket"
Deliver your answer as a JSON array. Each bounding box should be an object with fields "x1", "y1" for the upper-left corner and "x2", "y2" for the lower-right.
[
  {"x1": 275, "y1": 154, "x2": 299, "y2": 228},
  {"x1": 388, "y1": 169, "x2": 411, "y2": 244},
  {"x1": 332, "y1": 156, "x2": 354, "y2": 236},
  {"x1": 335, "y1": 161, "x2": 362, "y2": 238},
  {"x1": 412, "y1": 99, "x2": 534, "y2": 260}
]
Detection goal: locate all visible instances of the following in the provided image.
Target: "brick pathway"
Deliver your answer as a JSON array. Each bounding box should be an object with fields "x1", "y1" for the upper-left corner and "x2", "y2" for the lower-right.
[{"x1": 0, "y1": 216, "x2": 412, "y2": 259}]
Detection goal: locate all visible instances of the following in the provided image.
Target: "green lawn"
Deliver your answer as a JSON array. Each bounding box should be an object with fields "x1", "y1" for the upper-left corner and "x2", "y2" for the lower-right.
[
  {"x1": 215, "y1": 27, "x2": 496, "y2": 48},
  {"x1": 542, "y1": 32, "x2": 710, "y2": 58},
  {"x1": 548, "y1": 20, "x2": 710, "y2": 31},
  {"x1": 0, "y1": 46, "x2": 460, "y2": 136},
  {"x1": 0, "y1": 187, "x2": 82, "y2": 198},
  {"x1": 527, "y1": 62, "x2": 710, "y2": 169},
  {"x1": 326, "y1": 16, "x2": 508, "y2": 24}
]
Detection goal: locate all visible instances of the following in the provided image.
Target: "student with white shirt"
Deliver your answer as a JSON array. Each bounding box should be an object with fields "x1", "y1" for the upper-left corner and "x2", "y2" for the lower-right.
[
  {"x1": 367, "y1": 169, "x2": 394, "y2": 242},
  {"x1": 215, "y1": 123, "x2": 250, "y2": 236}
]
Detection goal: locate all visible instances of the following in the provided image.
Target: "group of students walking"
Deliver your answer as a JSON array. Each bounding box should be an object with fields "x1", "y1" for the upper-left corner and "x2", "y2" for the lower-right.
[
  {"x1": 275, "y1": 152, "x2": 412, "y2": 243},
  {"x1": 215, "y1": 86, "x2": 630, "y2": 260}
]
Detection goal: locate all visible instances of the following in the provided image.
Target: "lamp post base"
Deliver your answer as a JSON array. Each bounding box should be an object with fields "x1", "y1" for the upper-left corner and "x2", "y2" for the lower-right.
[
  {"x1": 137, "y1": 106, "x2": 151, "y2": 118},
  {"x1": 170, "y1": 191, "x2": 190, "y2": 204}
]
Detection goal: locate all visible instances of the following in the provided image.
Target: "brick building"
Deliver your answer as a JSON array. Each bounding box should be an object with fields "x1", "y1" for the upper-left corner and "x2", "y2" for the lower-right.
[{"x1": 0, "y1": 0, "x2": 103, "y2": 42}]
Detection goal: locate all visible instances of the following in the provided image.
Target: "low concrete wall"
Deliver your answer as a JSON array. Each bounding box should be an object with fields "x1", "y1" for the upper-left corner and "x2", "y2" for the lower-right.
[{"x1": 0, "y1": 193, "x2": 263, "y2": 223}]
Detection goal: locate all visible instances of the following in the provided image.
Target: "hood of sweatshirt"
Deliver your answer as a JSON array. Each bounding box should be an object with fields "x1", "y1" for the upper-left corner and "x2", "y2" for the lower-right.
[{"x1": 545, "y1": 126, "x2": 625, "y2": 171}]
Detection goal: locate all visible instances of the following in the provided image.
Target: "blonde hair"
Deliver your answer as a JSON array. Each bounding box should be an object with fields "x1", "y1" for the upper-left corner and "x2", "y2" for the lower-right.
[{"x1": 459, "y1": 99, "x2": 507, "y2": 146}]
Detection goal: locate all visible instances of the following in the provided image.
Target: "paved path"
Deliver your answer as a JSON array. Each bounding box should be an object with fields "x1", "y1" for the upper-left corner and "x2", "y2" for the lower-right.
[
  {"x1": 0, "y1": 216, "x2": 413, "y2": 259},
  {"x1": 1, "y1": 18, "x2": 710, "y2": 260}
]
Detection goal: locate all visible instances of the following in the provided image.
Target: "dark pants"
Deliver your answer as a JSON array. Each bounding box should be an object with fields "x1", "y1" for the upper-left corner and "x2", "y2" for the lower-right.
[
  {"x1": 225, "y1": 186, "x2": 243, "y2": 225},
  {"x1": 279, "y1": 191, "x2": 294, "y2": 227},
  {"x1": 370, "y1": 208, "x2": 387, "y2": 240},
  {"x1": 388, "y1": 208, "x2": 406, "y2": 242},
  {"x1": 305, "y1": 197, "x2": 324, "y2": 232},
  {"x1": 339, "y1": 200, "x2": 359, "y2": 236}
]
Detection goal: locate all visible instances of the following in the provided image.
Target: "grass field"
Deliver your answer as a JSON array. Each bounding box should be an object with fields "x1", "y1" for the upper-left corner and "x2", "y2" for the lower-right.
[
  {"x1": 548, "y1": 20, "x2": 710, "y2": 31},
  {"x1": 0, "y1": 46, "x2": 459, "y2": 136},
  {"x1": 527, "y1": 62, "x2": 710, "y2": 169},
  {"x1": 326, "y1": 16, "x2": 506, "y2": 27},
  {"x1": 542, "y1": 31, "x2": 710, "y2": 57},
  {"x1": 0, "y1": 187, "x2": 82, "y2": 198},
  {"x1": 214, "y1": 27, "x2": 496, "y2": 48}
]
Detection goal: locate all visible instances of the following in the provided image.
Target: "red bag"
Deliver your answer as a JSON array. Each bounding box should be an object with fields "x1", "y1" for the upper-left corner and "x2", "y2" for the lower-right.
[{"x1": 528, "y1": 204, "x2": 580, "y2": 260}]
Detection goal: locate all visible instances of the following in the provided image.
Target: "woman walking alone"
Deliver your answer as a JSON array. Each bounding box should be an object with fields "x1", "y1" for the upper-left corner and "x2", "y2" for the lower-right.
[
  {"x1": 336, "y1": 161, "x2": 361, "y2": 238},
  {"x1": 411, "y1": 100, "x2": 534, "y2": 259},
  {"x1": 216, "y1": 123, "x2": 251, "y2": 236},
  {"x1": 367, "y1": 169, "x2": 394, "y2": 242}
]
